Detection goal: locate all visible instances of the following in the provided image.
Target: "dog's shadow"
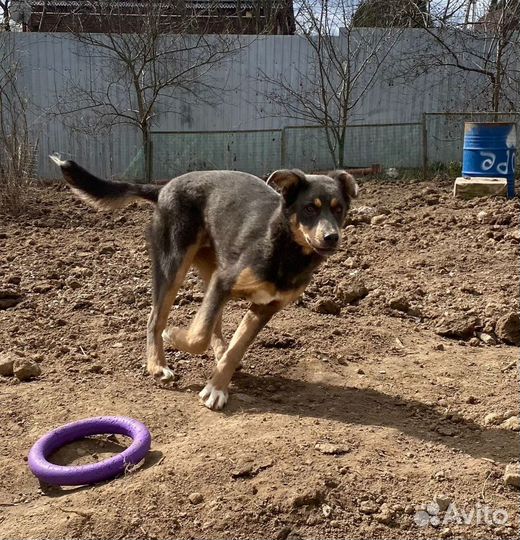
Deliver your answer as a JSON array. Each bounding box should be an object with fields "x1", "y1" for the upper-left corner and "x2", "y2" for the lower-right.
[
  {"x1": 209, "y1": 372, "x2": 519, "y2": 464},
  {"x1": 40, "y1": 441, "x2": 164, "y2": 497}
]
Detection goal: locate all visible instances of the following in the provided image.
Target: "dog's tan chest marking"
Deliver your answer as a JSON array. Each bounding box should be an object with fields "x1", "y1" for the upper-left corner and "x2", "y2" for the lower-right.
[{"x1": 232, "y1": 267, "x2": 305, "y2": 305}]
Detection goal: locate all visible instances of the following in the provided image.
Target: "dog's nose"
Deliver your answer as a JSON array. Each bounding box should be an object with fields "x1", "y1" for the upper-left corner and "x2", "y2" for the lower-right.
[{"x1": 323, "y1": 232, "x2": 339, "y2": 246}]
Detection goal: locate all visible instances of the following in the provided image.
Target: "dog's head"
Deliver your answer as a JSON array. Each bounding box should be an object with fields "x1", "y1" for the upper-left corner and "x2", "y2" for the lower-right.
[{"x1": 267, "y1": 169, "x2": 359, "y2": 257}]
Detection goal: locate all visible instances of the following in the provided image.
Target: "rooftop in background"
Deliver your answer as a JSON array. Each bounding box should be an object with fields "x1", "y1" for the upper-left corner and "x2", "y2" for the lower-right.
[{"x1": 10, "y1": 0, "x2": 296, "y2": 34}]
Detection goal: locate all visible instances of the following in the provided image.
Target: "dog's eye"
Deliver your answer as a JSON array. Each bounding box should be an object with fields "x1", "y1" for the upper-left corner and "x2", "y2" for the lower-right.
[{"x1": 304, "y1": 204, "x2": 317, "y2": 215}]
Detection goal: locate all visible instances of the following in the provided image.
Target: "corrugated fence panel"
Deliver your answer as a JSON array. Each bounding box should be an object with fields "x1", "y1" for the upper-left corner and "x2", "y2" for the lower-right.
[
  {"x1": 151, "y1": 130, "x2": 282, "y2": 179},
  {"x1": 2, "y1": 30, "x2": 517, "y2": 178}
]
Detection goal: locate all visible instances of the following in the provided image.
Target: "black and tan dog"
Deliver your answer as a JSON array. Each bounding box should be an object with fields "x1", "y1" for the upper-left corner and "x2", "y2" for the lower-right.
[{"x1": 50, "y1": 156, "x2": 358, "y2": 409}]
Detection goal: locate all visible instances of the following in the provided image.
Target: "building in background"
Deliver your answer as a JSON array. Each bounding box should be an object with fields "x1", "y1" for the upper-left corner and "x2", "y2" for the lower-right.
[{"x1": 10, "y1": 0, "x2": 296, "y2": 34}]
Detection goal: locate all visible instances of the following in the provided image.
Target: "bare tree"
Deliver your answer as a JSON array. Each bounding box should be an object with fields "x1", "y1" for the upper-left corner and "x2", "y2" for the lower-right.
[
  {"x1": 0, "y1": 0, "x2": 11, "y2": 31},
  {"x1": 0, "y1": 35, "x2": 35, "y2": 212},
  {"x1": 394, "y1": 0, "x2": 520, "y2": 113},
  {"x1": 264, "y1": 0, "x2": 402, "y2": 167},
  {"x1": 56, "y1": 0, "x2": 241, "y2": 181}
]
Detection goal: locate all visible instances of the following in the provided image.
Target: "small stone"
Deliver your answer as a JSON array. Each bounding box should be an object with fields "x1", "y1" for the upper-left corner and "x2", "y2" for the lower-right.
[
  {"x1": 434, "y1": 344, "x2": 445, "y2": 351},
  {"x1": 0, "y1": 353, "x2": 15, "y2": 376},
  {"x1": 500, "y1": 416, "x2": 520, "y2": 431},
  {"x1": 476, "y1": 332, "x2": 496, "y2": 345},
  {"x1": 468, "y1": 337, "x2": 480, "y2": 347},
  {"x1": 496, "y1": 312, "x2": 520, "y2": 345},
  {"x1": 188, "y1": 492, "x2": 204, "y2": 504},
  {"x1": 314, "y1": 442, "x2": 349, "y2": 455},
  {"x1": 388, "y1": 296, "x2": 410, "y2": 312},
  {"x1": 13, "y1": 358, "x2": 41, "y2": 381},
  {"x1": 321, "y1": 504, "x2": 332, "y2": 518},
  {"x1": 477, "y1": 210, "x2": 492, "y2": 223},
  {"x1": 66, "y1": 279, "x2": 82, "y2": 290},
  {"x1": 314, "y1": 298, "x2": 341, "y2": 315},
  {"x1": 7, "y1": 275, "x2": 21, "y2": 285},
  {"x1": 484, "y1": 412, "x2": 506, "y2": 426},
  {"x1": 371, "y1": 214, "x2": 387, "y2": 225},
  {"x1": 356, "y1": 368, "x2": 365, "y2": 375},
  {"x1": 504, "y1": 463, "x2": 520, "y2": 488},
  {"x1": 439, "y1": 528, "x2": 452, "y2": 539},
  {"x1": 359, "y1": 500, "x2": 379, "y2": 514},
  {"x1": 466, "y1": 395, "x2": 478, "y2": 404},
  {"x1": 433, "y1": 494, "x2": 452, "y2": 512}
]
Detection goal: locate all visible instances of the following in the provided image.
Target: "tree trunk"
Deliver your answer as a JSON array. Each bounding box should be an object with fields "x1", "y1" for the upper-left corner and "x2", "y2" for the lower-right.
[{"x1": 141, "y1": 125, "x2": 152, "y2": 183}]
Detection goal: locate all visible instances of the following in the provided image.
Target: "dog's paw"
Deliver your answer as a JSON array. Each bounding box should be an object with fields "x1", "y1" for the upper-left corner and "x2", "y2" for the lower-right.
[
  {"x1": 149, "y1": 366, "x2": 175, "y2": 383},
  {"x1": 199, "y1": 382, "x2": 228, "y2": 410},
  {"x1": 160, "y1": 367, "x2": 175, "y2": 382}
]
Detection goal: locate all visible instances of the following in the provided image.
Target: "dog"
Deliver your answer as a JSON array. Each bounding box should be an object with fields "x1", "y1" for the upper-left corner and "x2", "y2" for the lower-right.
[{"x1": 50, "y1": 156, "x2": 358, "y2": 409}]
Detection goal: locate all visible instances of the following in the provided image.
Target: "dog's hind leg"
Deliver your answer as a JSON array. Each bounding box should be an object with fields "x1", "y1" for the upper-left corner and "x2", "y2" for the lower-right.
[
  {"x1": 199, "y1": 302, "x2": 281, "y2": 409},
  {"x1": 147, "y1": 221, "x2": 201, "y2": 382},
  {"x1": 163, "y1": 271, "x2": 228, "y2": 356}
]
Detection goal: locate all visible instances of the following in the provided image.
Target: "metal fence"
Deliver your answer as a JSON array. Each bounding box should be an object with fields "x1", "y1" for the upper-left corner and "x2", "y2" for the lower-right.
[
  {"x1": 150, "y1": 122, "x2": 425, "y2": 180},
  {"x1": 148, "y1": 114, "x2": 518, "y2": 181}
]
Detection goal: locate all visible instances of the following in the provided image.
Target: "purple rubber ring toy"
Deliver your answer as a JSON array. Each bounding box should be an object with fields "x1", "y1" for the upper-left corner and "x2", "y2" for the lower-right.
[{"x1": 28, "y1": 416, "x2": 151, "y2": 486}]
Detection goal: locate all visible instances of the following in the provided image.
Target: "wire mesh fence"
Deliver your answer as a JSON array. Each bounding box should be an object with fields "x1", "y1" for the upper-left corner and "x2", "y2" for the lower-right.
[{"x1": 143, "y1": 114, "x2": 517, "y2": 181}]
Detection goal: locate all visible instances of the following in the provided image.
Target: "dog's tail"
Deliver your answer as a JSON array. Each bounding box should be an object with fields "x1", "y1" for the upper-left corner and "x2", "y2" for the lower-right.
[{"x1": 49, "y1": 155, "x2": 161, "y2": 210}]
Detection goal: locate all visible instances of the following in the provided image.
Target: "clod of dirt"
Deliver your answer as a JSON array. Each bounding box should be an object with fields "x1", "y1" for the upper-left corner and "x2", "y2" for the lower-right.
[
  {"x1": 504, "y1": 463, "x2": 520, "y2": 488},
  {"x1": 484, "y1": 412, "x2": 508, "y2": 426},
  {"x1": 13, "y1": 358, "x2": 41, "y2": 381},
  {"x1": 434, "y1": 313, "x2": 479, "y2": 340},
  {"x1": 99, "y1": 244, "x2": 116, "y2": 255},
  {"x1": 188, "y1": 492, "x2": 204, "y2": 505},
  {"x1": 433, "y1": 494, "x2": 452, "y2": 512},
  {"x1": 290, "y1": 487, "x2": 324, "y2": 508},
  {"x1": 348, "y1": 205, "x2": 378, "y2": 224},
  {"x1": 359, "y1": 500, "x2": 379, "y2": 514},
  {"x1": 314, "y1": 442, "x2": 349, "y2": 455},
  {"x1": 495, "y1": 312, "x2": 520, "y2": 345},
  {"x1": 374, "y1": 503, "x2": 395, "y2": 524},
  {"x1": 314, "y1": 298, "x2": 341, "y2": 315},
  {"x1": 231, "y1": 458, "x2": 273, "y2": 479},
  {"x1": 335, "y1": 279, "x2": 368, "y2": 305},
  {"x1": 500, "y1": 416, "x2": 520, "y2": 431},
  {"x1": 7, "y1": 275, "x2": 21, "y2": 285},
  {"x1": 0, "y1": 353, "x2": 15, "y2": 376},
  {"x1": 0, "y1": 289, "x2": 22, "y2": 310},
  {"x1": 388, "y1": 296, "x2": 410, "y2": 312}
]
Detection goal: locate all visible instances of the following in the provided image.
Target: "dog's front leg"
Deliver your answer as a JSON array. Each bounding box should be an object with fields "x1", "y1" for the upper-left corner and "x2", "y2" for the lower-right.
[{"x1": 199, "y1": 302, "x2": 280, "y2": 410}]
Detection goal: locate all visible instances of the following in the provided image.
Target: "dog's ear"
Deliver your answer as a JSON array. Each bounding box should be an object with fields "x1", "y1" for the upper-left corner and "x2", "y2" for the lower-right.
[
  {"x1": 329, "y1": 170, "x2": 359, "y2": 200},
  {"x1": 266, "y1": 169, "x2": 307, "y2": 205}
]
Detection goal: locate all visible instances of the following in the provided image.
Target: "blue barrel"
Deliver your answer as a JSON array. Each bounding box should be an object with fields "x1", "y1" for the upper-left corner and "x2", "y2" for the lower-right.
[{"x1": 462, "y1": 122, "x2": 516, "y2": 198}]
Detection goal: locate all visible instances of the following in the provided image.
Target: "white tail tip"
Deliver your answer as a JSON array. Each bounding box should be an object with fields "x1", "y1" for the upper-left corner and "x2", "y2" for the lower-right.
[{"x1": 49, "y1": 153, "x2": 67, "y2": 167}]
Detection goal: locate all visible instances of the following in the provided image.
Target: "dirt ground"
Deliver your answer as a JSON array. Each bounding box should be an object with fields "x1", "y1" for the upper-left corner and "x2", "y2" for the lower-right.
[{"x1": 0, "y1": 177, "x2": 519, "y2": 540}]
